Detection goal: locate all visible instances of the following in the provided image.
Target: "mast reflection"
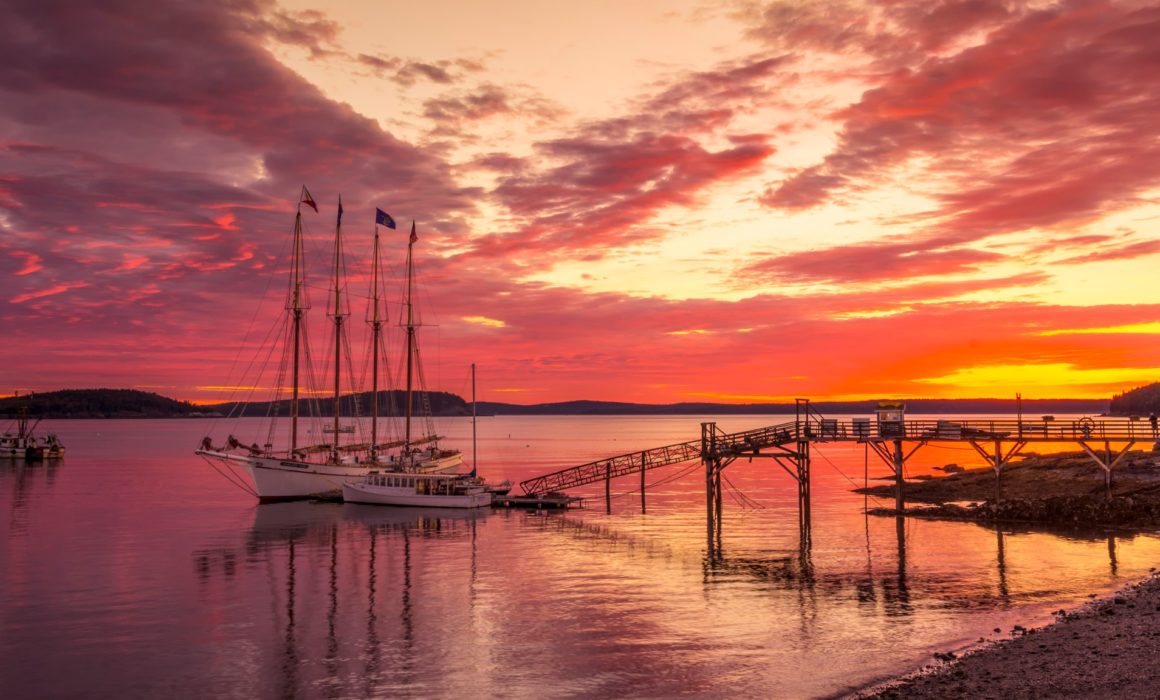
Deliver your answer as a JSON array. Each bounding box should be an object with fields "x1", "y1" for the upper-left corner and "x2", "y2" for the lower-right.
[{"x1": 188, "y1": 502, "x2": 486, "y2": 699}]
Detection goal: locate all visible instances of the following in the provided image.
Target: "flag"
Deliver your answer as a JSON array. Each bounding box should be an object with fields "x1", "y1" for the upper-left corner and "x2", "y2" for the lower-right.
[
  {"x1": 375, "y1": 208, "x2": 396, "y2": 229},
  {"x1": 409, "y1": 221, "x2": 418, "y2": 243},
  {"x1": 300, "y1": 186, "x2": 318, "y2": 213},
  {"x1": 337, "y1": 196, "x2": 344, "y2": 226}
]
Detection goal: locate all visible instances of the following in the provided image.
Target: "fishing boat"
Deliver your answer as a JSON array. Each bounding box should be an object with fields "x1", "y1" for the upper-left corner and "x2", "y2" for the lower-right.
[
  {"x1": 1, "y1": 408, "x2": 65, "y2": 460},
  {"x1": 342, "y1": 471, "x2": 492, "y2": 508},
  {"x1": 196, "y1": 189, "x2": 372, "y2": 501}
]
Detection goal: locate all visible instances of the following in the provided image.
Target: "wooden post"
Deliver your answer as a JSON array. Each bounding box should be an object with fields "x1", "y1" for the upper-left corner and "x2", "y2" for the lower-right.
[
  {"x1": 714, "y1": 463, "x2": 723, "y2": 532},
  {"x1": 1106, "y1": 442, "x2": 1113, "y2": 496},
  {"x1": 994, "y1": 439, "x2": 1003, "y2": 502},
  {"x1": 893, "y1": 439, "x2": 905, "y2": 513},
  {"x1": 604, "y1": 463, "x2": 611, "y2": 513},
  {"x1": 702, "y1": 422, "x2": 716, "y2": 554},
  {"x1": 705, "y1": 458, "x2": 715, "y2": 552},
  {"x1": 640, "y1": 450, "x2": 647, "y2": 514},
  {"x1": 798, "y1": 440, "x2": 811, "y2": 530}
]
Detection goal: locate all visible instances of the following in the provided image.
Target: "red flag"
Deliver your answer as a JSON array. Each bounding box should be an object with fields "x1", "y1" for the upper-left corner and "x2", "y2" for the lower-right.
[
  {"x1": 300, "y1": 186, "x2": 318, "y2": 213},
  {"x1": 410, "y1": 221, "x2": 418, "y2": 243}
]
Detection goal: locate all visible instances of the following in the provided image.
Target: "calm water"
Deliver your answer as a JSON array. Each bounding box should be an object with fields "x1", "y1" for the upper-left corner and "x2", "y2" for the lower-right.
[{"x1": 3, "y1": 415, "x2": 1158, "y2": 699}]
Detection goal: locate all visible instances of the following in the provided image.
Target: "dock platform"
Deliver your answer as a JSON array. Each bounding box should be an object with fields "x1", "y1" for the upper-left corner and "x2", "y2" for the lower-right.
[{"x1": 493, "y1": 493, "x2": 583, "y2": 509}]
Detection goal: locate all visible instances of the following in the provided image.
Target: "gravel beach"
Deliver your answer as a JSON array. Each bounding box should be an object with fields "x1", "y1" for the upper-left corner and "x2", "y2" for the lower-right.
[
  {"x1": 844, "y1": 451, "x2": 1160, "y2": 698},
  {"x1": 850, "y1": 570, "x2": 1160, "y2": 699}
]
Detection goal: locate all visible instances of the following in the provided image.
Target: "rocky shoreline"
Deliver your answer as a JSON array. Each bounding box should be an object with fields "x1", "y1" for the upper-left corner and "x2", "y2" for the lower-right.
[
  {"x1": 858, "y1": 449, "x2": 1160, "y2": 528},
  {"x1": 847, "y1": 449, "x2": 1160, "y2": 698},
  {"x1": 850, "y1": 571, "x2": 1160, "y2": 699}
]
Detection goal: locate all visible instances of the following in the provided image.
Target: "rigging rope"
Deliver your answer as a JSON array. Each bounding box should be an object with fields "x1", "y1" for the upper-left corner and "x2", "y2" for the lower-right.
[
  {"x1": 813, "y1": 445, "x2": 892, "y2": 504},
  {"x1": 606, "y1": 460, "x2": 701, "y2": 500},
  {"x1": 199, "y1": 456, "x2": 259, "y2": 498}
]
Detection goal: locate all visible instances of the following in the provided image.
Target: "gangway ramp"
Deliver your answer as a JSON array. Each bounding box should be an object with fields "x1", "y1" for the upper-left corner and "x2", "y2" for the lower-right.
[
  {"x1": 518, "y1": 420, "x2": 803, "y2": 496},
  {"x1": 519, "y1": 439, "x2": 700, "y2": 496}
]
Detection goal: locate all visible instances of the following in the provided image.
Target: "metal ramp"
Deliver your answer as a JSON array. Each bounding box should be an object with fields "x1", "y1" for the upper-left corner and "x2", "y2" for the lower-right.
[
  {"x1": 519, "y1": 439, "x2": 701, "y2": 495},
  {"x1": 518, "y1": 419, "x2": 803, "y2": 495}
]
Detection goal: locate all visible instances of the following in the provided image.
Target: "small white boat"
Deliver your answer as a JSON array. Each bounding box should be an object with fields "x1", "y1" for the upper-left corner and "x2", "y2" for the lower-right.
[{"x1": 343, "y1": 471, "x2": 492, "y2": 508}]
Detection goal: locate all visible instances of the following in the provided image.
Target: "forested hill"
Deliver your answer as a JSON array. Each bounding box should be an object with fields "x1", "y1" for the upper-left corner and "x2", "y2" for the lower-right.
[
  {"x1": 206, "y1": 390, "x2": 470, "y2": 418},
  {"x1": 0, "y1": 389, "x2": 1111, "y2": 419},
  {"x1": 474, "y1": 397, "x2": 1108, "y2": 415},
  {"x1": 0, "y1": 389, "x2": 207, "y2": 418},
  {"x1": 1109, "y1": 383, "x2": 1160, "y2": 416}
]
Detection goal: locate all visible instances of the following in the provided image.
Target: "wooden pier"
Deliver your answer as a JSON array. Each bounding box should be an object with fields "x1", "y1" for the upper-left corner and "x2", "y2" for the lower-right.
[{"x1": 517, "y1": 400, "x2": 1156, "y2": 552}]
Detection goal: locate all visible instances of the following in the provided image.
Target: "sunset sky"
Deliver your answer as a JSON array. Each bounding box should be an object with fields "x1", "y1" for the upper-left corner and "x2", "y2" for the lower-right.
[{"x1": 3, "y1": 0, "x2": 1159, "y2": 405}]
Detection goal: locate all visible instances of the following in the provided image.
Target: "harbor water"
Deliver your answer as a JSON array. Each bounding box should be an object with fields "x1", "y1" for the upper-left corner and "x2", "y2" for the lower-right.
[{"x1": 3, "y1": 415, "x2": 1159, "y2": 698}]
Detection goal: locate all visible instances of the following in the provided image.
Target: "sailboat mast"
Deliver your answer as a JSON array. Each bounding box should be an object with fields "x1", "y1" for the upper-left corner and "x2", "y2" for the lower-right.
[
  {"x1": 368, "y1": 228, "x2": 384, "y2": 459},
  {"x1": 289, "y1": 208, "x2": 305, "y2": 454},
  {"x1": 472, "y1": 363, "x2": 477, "y2": 475},
  {"x1": 329, "y1": 198, "x2": 348, "y2": 463},
  {"x1": 404, "y1": 227, "x2": 415, "y2": 450}
]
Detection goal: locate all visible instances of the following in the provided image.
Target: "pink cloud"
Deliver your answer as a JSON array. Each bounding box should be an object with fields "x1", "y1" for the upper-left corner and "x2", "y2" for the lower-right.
[
  {"x1": 737, "y1": 239, "x2": 1006, "y2": 284},
  {"x1": 10, "y1": 251, "x2": 43, "y2": 275},
  {"x1": 760, "y1": 0, "x2": 1160, "y2": 247}
]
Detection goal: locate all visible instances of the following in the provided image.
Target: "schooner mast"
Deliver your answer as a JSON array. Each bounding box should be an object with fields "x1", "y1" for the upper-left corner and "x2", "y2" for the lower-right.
[
  {"x1": 288, "y1": 186, "x2": 317, "y2": 454},
  {"x1": 367, "y1": 220, "x2": 387, "y2": 460},
  {"x1": 404, "y1": 221, "x2": 416, "y2": 451},
  {"x1": 326, "y1": 196, "x2": 350, "y2": 463}
]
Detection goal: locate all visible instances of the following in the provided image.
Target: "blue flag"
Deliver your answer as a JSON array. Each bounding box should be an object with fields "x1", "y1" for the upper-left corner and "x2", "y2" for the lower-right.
[{"x1": 375, "y1": 208, "x2": 396, "y2": 229}]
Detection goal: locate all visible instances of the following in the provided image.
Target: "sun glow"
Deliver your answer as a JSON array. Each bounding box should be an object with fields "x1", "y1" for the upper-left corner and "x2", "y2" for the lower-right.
[
  {"x1": 914, "y1": 363, "x2": 1160, "y2": 398},
  {"x1": 1039, "y1": 323, "x2": 1160, "y2": 336}
]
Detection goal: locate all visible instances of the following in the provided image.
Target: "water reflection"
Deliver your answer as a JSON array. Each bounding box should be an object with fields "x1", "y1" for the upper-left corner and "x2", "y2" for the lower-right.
[
  {"x1": 13, "y1": 419, "x2": 1160, "y2": 699},
  {"x1": 997, "y1": 528, "x2": 1010, "y2": 603},
  {"x1": 190, "y1": 503, "x2": 488, "y2": 699},
  {"x1": 1, "y1": 460, "x2": 62, "y2": 538}
]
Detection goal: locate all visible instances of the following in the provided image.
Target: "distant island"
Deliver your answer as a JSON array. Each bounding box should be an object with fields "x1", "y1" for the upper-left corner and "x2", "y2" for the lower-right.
[
  {"x1": 0, "y1": 389, "x2": 210, "y2": 419},
  {"x1": 0, "y1": 387, "x2": 1121, "y2": 419},
  {"x1": 1109, "y1": 382, "x2": 1160, "y2": 416}
]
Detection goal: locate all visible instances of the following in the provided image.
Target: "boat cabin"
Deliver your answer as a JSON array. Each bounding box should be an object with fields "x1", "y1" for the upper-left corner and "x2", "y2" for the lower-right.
[{"x1": 365, "y1": 472, "x2": 474, "y2": 496}]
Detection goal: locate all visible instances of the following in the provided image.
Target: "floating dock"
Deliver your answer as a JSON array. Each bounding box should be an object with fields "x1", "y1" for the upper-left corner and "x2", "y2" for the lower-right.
[{"x1": 493, "y1": 493, "x2": 583, "y2": 509}]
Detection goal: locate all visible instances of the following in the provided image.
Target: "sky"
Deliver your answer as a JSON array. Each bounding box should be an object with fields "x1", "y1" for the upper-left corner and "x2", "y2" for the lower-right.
[{"x1": 2, "y1": 0, "x2": 1160, "y2": 405}]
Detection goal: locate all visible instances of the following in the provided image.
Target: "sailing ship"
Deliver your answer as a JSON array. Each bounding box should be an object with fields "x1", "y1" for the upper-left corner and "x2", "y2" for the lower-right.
[
  {"x1": 196, "y1": 191, "x2": 468, "y2": 501},
  {"x1": 196, "y1": 189, "x2": 371, "y2": 500}
]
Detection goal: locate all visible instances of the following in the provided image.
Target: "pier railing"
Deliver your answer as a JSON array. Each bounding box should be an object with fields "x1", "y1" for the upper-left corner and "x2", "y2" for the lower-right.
[
  {"x1": 712, "y1": 417, "x2": 1152, "y2": 452},
  {"x1": 520, "y1": 416, "x2": 1152, "y2": 495},
  {"x1": 519, "y1": 439, "x2": 702, "y2": 495}
]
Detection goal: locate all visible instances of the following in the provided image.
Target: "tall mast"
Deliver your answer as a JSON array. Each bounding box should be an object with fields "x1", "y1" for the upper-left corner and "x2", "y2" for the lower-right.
[
  {"x1": 328, "y1": 197, "x2": 349, "y2": 463},
  {"x1": 368, "y1": 227, "x2": 386, "y2": 459},
  {"x1": 472, "y1": 363, "x2": 477, "y2": 477},
  {"x1": 289, "y1": 206, "x2": 306, "y2": 453},
  {"x1": 404, "y1": 222, "x2": 416, "y2": 451}
]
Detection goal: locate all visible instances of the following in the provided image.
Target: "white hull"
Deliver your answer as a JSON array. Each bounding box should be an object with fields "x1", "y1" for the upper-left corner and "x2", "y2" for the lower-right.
[
  {"x1": 197, "y1": 450, "x2": 370, "y2": 501},
  {"x1": 342, "y1": 480, "x2": 492, "y2": 509},
  {"x1": 422, "y1": 452, "x2": 464, "y2": 472},
  {"x1": 0, "y1": 444, "x2": 63, "y2": 459},
  {"x1": 375, "y1": 450, "x2": 464, "y2": 474}
]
